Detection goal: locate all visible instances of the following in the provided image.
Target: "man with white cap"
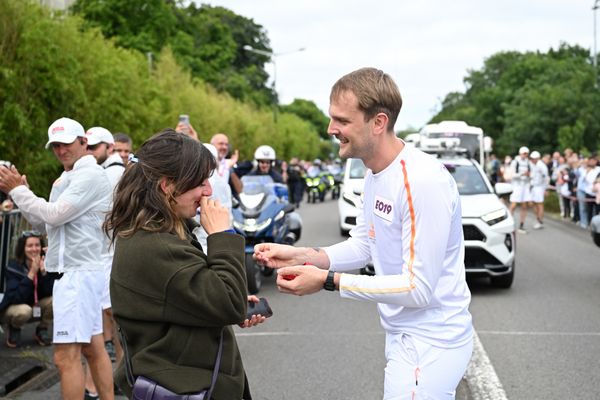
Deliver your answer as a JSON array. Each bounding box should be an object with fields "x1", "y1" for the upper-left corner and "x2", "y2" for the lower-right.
[
  {"x1": 86, "y1": 126, "x2": 125, "y2": 189},
  {"x1": 529, "y1": 151, "x2": 550, "y2": 229},
  {"x1": 0, "y1": 117, "x2": 114, "y2": 400},
  {"x1": 509, "y1": 146, "x2": 534, "y2": 233},
  {"x1": 85, "y1": 126, "x2": 126, "y2": 398}
]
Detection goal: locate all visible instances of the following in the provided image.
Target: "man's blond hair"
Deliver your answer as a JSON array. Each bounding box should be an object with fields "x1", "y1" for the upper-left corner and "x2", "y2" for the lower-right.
[{"x1": 330, "y1": 67, "x2": 402, "y2": 132}]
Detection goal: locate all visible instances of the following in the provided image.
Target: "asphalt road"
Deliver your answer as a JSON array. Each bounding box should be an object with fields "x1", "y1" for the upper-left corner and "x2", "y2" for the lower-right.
[{"x1": 236, "y1": 198, "x2": 600, "y2": 399}]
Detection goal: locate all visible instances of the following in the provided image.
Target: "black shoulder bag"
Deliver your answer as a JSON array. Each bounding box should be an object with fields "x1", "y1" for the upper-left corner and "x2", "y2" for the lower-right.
[{"x1": 119, "y1": 325, "x2": 224, "y2": 400}]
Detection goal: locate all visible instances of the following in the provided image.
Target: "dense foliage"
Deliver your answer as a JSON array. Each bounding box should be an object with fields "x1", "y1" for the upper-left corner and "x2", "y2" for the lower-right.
[
  {"x1": 0, "y1": 0, "x2": 323, "y2": 197},
  {"x1": 430, "y1": 44, "x2": 600, "y2": 156},
  {"x1": 71, "y1": 0, "x2": 275, "y2": 106}
]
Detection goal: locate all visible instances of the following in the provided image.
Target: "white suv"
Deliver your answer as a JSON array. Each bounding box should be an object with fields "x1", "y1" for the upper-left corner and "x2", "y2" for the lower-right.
[{"x1": 440, "y1": 156, "x2": 516, "y2": 288}]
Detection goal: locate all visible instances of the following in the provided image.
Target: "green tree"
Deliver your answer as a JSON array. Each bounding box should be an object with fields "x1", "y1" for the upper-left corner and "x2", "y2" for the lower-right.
[
  {"x1": 280, "y1": 99, "x2": 330, "y2": 140},
  {"x1": 430, "y1": 43, "x2": 600, "y2": 156}
]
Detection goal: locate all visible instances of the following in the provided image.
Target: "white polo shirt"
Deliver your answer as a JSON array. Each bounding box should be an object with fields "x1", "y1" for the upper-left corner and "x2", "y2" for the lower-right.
[{"x1": 325, "y1": 146, "x2": 473, "y2": 348}]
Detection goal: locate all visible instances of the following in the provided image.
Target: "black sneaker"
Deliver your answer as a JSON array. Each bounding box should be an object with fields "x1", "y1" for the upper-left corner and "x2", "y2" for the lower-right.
[
  {"x1": 105, "y1": 340, "x2": 116, "y2": 362},
  {"x1": 6, "y1": 326, "x2": 21, "y2": 348},
  {"x1": 34, "y1": 327, "x2": 52, "y2": 346}
]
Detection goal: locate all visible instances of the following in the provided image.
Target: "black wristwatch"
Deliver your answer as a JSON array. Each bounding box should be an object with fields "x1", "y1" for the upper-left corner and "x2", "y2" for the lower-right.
[{"x1": 323, "y1": 270, "x2": 336, "y2": 291}]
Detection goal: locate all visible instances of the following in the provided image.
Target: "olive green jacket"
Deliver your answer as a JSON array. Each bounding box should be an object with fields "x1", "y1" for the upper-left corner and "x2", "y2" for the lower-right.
[{"x1": 110, "y1": 224, "x2": 249, "y2": 399}]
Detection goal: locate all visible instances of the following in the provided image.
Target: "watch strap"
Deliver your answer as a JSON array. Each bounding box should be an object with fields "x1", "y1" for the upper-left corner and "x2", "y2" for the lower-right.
[{"x1": 323, "y1": 270, "x2": 336, "y2": 291}]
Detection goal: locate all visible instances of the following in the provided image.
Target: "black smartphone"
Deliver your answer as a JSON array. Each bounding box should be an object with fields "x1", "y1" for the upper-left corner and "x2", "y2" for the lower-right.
[{"x1": 246, "y1": 297, "x2": 273, "y2": 320}]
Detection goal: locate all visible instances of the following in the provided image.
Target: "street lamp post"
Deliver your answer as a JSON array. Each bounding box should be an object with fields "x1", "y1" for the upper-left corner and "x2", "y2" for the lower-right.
[
  {"x1": 594, "y1": 0, "x2": 600, "y2": 86},
  {"x1": 243, "y1": 45, "x2": 306, "y2": 121}
]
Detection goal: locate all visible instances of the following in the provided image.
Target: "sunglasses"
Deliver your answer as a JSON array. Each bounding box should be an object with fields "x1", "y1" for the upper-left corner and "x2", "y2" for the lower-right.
[
  {"x1": 258, "y1": 160, "x2": 271, "y2": 164},
  {"x1": 22, "y1": 230, "x2": 42, "y2": 238}
]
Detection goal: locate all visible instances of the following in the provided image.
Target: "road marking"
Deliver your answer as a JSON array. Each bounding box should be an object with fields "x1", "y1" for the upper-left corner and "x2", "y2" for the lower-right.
[
  {"x1": 478, "y1": 330, "x2": 600, "y2": 336},
  {"x1": 235, "y1": 331, "x2": 384, "y2": 337},
  {"x1": 466, "y1": 331, "x2": 508, "y2": 400}
]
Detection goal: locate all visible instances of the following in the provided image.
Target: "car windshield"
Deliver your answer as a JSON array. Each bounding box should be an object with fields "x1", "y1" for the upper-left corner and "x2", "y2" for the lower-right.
[
  {"x1": 348, "y1": 158, "x2": 367, "y2": 179},
  {"x1": 444, "y1": 163, "x2": 490, "y2": 195}
]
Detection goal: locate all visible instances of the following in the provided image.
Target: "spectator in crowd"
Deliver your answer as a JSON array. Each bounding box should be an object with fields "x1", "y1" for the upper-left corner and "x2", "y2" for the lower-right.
[
  {"x1": 556, "y1": 162, "x2": 574, "y2": 220},
  {"x1": 105, "y1": 129, "x2": 260, "y2": 399},
  {"x1": 582, "y1": 154, "x2": 600, "y2": 227},
  {"x1": 287, "y1": 157, "x2": 305, "y2": 208},
  {"x1": 530, "y1": 151, "x2": 550, "y2": 229},
  {"x1": 113, "y1": 133, "x2": 132, "y2": 166},
  {"x1": 501, "y1": 155, "x2": 513, "y2": 182},
  {"x1": 0, "y1": 117, "x2": 114, "y2": 400},
  {"x1": 1, "y1": 231, "x2": 54, "y2": 348},
  {"x1": 248, "y1": 145, "x2": 285, "y2": 183},
  {"x1": 568, "y1": 153, "x2": 581, "y2": 224},
  {"x1": 486, "y1": 153, "x2": 501, "y2": 184},
  {"x1": 552, "y1": 156, "x2": 568, "y2": 217},
  {"x1": 509, "y1": 147, "x2": 534, "y2": 233},
  {"x1": 593, "y1": 171, "x2": 600, "y2": 216},
  {"x1": 85, "y1": 126, "x2": 126, "y2": 399},
  {"x1": 548, "y1": 151, "x2": 561, "y2": 185},
  {"x1": 576, "y1": 155, "x2": 594, "y2": 229},
  {"x1": 210, "y1": 133, "x2": 243, "y2": 197}
]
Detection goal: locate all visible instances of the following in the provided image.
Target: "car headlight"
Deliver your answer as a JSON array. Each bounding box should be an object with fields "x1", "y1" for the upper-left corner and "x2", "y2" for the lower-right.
[
  {"x1": 481, "y1": 209, "x2": 508, "y2": 226},
  {"x1": 233, "y1": 218, "x2": 272, "y2": 233}
]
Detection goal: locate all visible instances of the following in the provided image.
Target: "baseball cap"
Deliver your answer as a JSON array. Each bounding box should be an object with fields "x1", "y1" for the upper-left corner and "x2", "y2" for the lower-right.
[
  {"x1": 46, "y1": 117, "x2": 85, "y2": 149},
  {"x1": 530, "y1": 151, "x2": 541, "y2": 159},
  {"x1": 518, "y1": 146, "x2": 530, "y2": 155},
  {"x1": 86, "y1": 127, "x2": 114, "y2": 146}
]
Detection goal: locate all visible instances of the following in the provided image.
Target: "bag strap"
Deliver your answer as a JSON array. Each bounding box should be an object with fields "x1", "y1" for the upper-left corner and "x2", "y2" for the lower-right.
[{"x1": 118, "y1": 324, "x2": 225, "y2": 397}]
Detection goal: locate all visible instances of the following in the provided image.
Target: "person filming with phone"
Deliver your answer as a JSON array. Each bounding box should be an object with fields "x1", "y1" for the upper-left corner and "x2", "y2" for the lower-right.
[{"x1": 105, "y1": 129, "x2": 264, "y2": 399}]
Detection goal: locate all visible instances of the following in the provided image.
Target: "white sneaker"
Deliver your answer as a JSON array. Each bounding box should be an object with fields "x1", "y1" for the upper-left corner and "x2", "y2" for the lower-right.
[
  {"x1": 533, "y1": 222, "x2": 543, "y2": 230},
  {"x1": 517, "y1": 227, "x2": 527, "y2": 234}
]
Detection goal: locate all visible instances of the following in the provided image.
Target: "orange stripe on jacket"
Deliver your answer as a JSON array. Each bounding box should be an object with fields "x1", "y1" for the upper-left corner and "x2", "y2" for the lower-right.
[
  {"x1": 400, "y1": 159, "x2": 416, "y2": 289},
  {"x1": 339, "y1": 159, "x2": 417, "y2": 294}
]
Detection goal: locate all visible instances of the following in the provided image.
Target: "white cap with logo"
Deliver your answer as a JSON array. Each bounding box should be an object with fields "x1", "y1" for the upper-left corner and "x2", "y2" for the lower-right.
[
  {"x1": 86, "y1": 127, "x2": 114, "y2": 146},
  {"x1": 46, "y1": 117, "x2": 85, "y2": 149},
  {"x1": 530, "y1": 151, "x2": 541, "y2": 159}
]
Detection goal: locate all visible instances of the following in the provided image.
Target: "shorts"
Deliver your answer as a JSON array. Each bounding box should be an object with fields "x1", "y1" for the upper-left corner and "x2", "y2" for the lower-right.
[
  {"x1": 510, "y1": 185, "x2": 532, "y2": 203},
  {"x1": 52, "y1": 270, "x2": 104, "y2": 344},
  {"x1": 530, "y1": 186, "x2": 545, "y2": 203},
  {"x1": 101, "y1": 262, "x2": 112, "y2": 310},
  {"x1": 384, "y1": 333, "x2": 473, "y2": 400}
]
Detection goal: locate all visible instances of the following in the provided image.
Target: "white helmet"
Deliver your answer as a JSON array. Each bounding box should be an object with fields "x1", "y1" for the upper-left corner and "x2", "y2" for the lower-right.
[{"x1": 254, "y1": 145, "x2": 276, "y2": 161}]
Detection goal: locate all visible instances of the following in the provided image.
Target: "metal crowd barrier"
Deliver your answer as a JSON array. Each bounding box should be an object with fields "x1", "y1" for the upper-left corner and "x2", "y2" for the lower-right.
[{"x1": 0, "y1": 210, "x2": 34, "y2": 293}]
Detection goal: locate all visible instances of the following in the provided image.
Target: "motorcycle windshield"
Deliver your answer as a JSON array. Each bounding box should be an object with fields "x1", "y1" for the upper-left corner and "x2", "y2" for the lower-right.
[
  {"x1": 306, "y1": 166, "x2": 321, "y2": 178},
  {"x1": 239, "y1": 175, "x2": 275, "y2": 209}
]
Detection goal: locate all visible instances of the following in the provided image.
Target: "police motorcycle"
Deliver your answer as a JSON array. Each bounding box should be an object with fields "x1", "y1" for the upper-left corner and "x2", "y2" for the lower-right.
[
  {"x1": 327, "y1": 162, "x2": 343, "y2": 200},
  {"x1": 232, "y1": 175, "x2": 302, "y2": 294},
  {"x1": 305, "y1": 164, "x2": 329, "y2": 203}
]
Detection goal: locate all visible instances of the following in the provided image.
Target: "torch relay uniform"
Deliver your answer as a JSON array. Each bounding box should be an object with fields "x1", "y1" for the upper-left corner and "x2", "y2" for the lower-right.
[
  {"x1": 325, "y1": 146, "x2": 473, "y2": 399},
  {"x1": 8, "y1": 155, "x2": 111, "y2": 343},
  {"x1": 110, "y1": 223, "x2": 250, "y2": 399}
]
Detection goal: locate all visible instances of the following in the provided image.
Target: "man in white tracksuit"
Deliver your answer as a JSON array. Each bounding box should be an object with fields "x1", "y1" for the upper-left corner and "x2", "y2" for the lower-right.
[{"x1": 254, "y1": 68, "x2": 473, "y2": 399}]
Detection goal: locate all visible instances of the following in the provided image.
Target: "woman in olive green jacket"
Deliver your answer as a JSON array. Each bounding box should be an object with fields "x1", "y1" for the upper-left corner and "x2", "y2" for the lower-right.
[{"x1": 105, "y1": 129, "x2": 256, "y2": 399}]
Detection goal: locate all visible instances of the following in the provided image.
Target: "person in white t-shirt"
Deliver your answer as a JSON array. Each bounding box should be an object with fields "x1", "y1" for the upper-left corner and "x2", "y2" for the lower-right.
[
  {"x1": 529, "y1": 151, "x2": 549, "y2": 229},
  {"x1": 0, "y1": 118, "x2": 114, "y2": 400},
  {"x1": 254, "y1": 68, "x2": 473, "y2": 400}
]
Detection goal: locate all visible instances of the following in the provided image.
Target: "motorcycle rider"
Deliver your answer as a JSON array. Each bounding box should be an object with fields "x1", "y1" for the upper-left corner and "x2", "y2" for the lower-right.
[{"x1": 248, "y1": 145, "x2": 285, "y2": 183}]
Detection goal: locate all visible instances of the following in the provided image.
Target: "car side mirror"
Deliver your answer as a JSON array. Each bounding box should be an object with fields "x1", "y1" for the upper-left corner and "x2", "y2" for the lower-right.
[{"x1": 494, "y1": 182, "x2": 512, "y2": 197}]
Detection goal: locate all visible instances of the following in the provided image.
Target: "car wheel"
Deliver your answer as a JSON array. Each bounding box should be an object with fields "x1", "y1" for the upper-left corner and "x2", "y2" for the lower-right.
[
  {"x1": 490, "y1": 261, "x2": 514, "y2": 289},
  {"x1": 245, "y1": 253, "x2": 262, "y2": 294}
]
